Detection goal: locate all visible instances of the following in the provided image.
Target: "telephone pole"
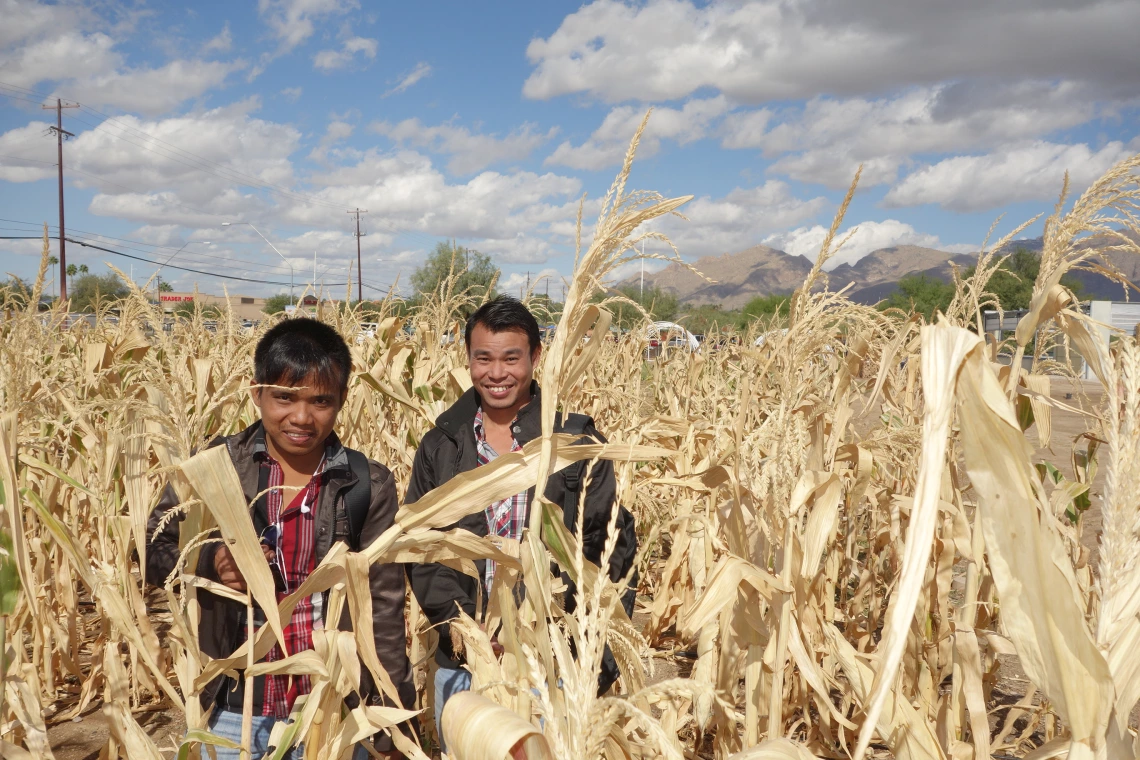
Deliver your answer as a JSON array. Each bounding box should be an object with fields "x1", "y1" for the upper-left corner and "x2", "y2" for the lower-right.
[
  {"x1": 640, "y1": 241, "x2": 645, "y2": 299},
  {"x1": 348, "y1": 208, "x2": 367, "y2": 301},
  {"x1": 43, "y1": 98, "x2": 78, "y2": 300}
]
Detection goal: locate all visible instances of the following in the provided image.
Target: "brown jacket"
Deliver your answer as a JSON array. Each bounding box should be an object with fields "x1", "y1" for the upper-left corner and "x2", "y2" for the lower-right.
[{"x1": 144, "y1": 422, "x2": 415, "y2": 724}]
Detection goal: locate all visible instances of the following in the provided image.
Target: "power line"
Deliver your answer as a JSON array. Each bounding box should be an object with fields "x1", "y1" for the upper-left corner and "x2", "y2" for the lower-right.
[
  {"x1": 0, "y1": 80, "x2": 445, "y2": 258},
  {"x1": 0, "y1": 154, "x2": 55, "y2": 165},
  {"x1": 0, "y1": 217, "x2": 293, "y2": 274},
  {"x1": 0, "y1": 234, "x2": 399, "y2": 294},
  {"x1": 65, "y1": 237, "x2": 305, "y2": 286}
]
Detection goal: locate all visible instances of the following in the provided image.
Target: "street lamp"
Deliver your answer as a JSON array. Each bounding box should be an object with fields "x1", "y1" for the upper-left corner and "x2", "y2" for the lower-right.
[
  {"x1": 155, "y1": 240, "x2": 211, "y2": 298},
  {"x1": 222, "y1": 222, "x2": 294, "y2": 304}
]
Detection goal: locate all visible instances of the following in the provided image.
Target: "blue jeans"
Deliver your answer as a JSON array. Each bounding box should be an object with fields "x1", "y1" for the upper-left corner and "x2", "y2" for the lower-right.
[
  {"x1": 433, "y1": 666, "x2": 473, "y2": 752},
  {"x1": 206, "y1": 709, "x2": 370, "y2": 759}
]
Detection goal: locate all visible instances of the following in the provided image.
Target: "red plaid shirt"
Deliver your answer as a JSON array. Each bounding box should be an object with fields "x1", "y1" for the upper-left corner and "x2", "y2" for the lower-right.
[
  {"x1": 474, "y1": 409, "x2": 527, "y2": 593},
  {"x1": 258, "y1": 451, "x2": 327, "y2": 718}
]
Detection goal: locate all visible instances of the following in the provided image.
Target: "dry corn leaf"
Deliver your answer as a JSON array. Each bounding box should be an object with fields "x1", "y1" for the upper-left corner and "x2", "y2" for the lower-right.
[
  {"x1": 952, "y1": 324, "x2": 1114, "y2": 760},
  {"x1": 178, "y1": 445, "x2": 288, "y2": 653},
  {"x1": 854, "y1": 324, "x2": 978, "y2": 760}
]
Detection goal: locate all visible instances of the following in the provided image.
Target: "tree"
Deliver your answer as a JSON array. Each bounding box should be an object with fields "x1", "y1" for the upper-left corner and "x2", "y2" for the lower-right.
[
  {"x1": 158, "y1": 281, "x2": 173, "y2": 293},
  {"x1": 66, "y1": 263, "x2": 77, "y2": 292},
  {"x1": 71, "y1": 273, "x2": 129, "y2": 313},
  {"x1": 410, "y1": 242, "x2": 498, "y2": 303},
  {"x1": 0, "y1": 277, "x2": 32, "y2": 308},
  {"x1": 78, "y1": 264, "x2": 88, "y2": 275},
  {"x1": 173, "y1": 300, "x2": 222, "y2": 320},
  {"x1": 963, "y1": 248, "x2": 1083, "y2": 310},
  {"x1": 738, "y1": 293, "x2": 791, "y2": 327},
  {"x1": 263, "y1": 293, "x2": 298, "y2": 315},
  {"x1": 598, "y1": 285, "x2": 679, "y2": 331},
  {"x1": 677, "y1": 303, "x2": 740, "y2": 335},
  {"x1": 881, "y1": 274, "x2": 955, "y2": 320}
]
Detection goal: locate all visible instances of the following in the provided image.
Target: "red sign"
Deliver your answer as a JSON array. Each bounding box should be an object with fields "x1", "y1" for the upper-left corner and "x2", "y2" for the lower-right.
[{"x1": 160, "y1": 295, "x2": 193, "y2": 302}]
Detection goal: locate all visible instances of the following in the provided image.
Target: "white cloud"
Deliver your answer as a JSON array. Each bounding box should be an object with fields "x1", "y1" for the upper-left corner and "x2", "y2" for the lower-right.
[
  {"x1": 76, "y1": 59, "x2": 244, "y2": 114},
  {"x1": 884, "y1": 140, "x2": 1132, "y2": 212},
  {"x1": 0, "y1": 100, "x2": 302, "y2": 229},
  {"x1": 383, "y1": 62, "x2": 432, "y2": 97},
  {"x1": 281, "y1": 86, "x2": 303, "y2": 102},
  {"x1": 0, "y1": 1, "x2": 243, "y2": 115},
  {"x1": 606, "y1": 258, "x2": 669, "y2": 285},
  {"x1": 500, "y1": 268, "x2": 561, "y2": 297},
  {"x1": 313, "y1": 35, "x2": 377, "y2": 72},
  {"x1": 308, "y1": 119, "x2": 355, "y2": 161},
  {"x1": 545, "y1": 96, "x2": 729, "y2": 171},
  {"x1": 259, "y1": 0, "x2": 358, "y2": 51},
  {"x1": 722, "y1": 82, "x2": 1108, "y2": 189},
  {"x1": 296, "y1": 149, "x2": 586, "y2": 264},
  {"x1": 525, "y1": 0, "x2": 1140, "y2": 104},
  {"x1": 370, "y1": 118, "x2": 556, "y2": 174},
  {"x1": 202, "y1": 23, "x2": 233, "y2": 54},
  {"x1": 763, "y1": 219, "x2": 945, "y2": 269},
  {"x1": 652, "y1": 180, "x2": 827, "y2": 258}
]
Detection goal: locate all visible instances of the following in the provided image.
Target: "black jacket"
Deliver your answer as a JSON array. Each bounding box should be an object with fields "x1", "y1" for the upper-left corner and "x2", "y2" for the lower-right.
[
  {"x1": 145, "y1": 423, "x2": 416, "y2": 741},
  {"x1": 405, "y1": 383, "x2": 637, "y2": 680}
]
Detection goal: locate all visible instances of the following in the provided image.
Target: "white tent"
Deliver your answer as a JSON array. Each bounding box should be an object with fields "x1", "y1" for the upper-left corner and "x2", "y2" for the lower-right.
[{"x1": 647, "y1": 321, "x2": 700, "y2": 352}]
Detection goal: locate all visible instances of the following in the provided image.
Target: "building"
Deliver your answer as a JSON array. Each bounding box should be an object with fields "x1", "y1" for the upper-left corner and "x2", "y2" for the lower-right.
[
  {"x1": 159, "y1": 291, "x2": 268, "y2": 322},
  {"x1": 984, "y1": 301, "x2": 1140, "y2": 378}
]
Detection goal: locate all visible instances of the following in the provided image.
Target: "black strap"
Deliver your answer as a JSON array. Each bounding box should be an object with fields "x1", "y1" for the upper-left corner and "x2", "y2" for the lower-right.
[
  {"x1": 253, "y1": 459, "x2": 270, "y2": 537},
  {"x1": 557, "y1": 412, "x2": 592, "y2": 516},
  {"x1": 343, "y1": 449, "x2": 372, "y2": 550}
]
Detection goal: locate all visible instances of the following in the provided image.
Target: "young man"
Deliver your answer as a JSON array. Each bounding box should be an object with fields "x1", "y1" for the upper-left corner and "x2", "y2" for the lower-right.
[
  {"x1": 146, "y1": 318, "x2": 414, "y2": 759},
  {"x1": 405, "y1": 296, "x2": 638, "y2": 743}
]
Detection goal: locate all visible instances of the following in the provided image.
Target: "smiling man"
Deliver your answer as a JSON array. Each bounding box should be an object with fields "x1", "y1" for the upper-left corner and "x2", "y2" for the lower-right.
[
  {"x1": 405, "y1": 296, "x2": 638, "y2": 750},
  {"x1": 145, "y1": 318, "x2": 414, "y2": 759}
]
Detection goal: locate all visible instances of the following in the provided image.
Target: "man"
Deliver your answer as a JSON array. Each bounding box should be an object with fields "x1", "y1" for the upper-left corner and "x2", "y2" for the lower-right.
[
  {"x1": 405, "y1": 296, "x2": 638, "y2": 744},
  {"x1": 146, "y1": 318, "x2": 414, "y2": 759}
]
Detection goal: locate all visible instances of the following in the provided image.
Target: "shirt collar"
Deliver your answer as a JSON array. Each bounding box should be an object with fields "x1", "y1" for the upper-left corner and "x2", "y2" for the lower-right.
[{"x1": 253, "y1": 427, "x2": 347, "y2": 474}]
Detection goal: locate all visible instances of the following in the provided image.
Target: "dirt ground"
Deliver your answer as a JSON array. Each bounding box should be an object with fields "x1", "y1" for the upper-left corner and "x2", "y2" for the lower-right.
[{"x1": 45, "y1": 377, "x2": 1112, "y2": 758}]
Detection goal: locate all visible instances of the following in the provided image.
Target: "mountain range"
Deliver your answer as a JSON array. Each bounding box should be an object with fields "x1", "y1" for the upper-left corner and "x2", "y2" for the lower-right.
[{"x1": 623, "y1": 237, "x2": 1140, "y2": 308}]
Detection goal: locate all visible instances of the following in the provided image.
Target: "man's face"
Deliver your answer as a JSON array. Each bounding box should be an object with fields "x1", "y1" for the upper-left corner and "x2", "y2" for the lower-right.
[
  {"x1": 252, "y1": 372, "x2": 345, "y2": 460},
  {"x1": 468, "y1": 324, "x2": 540, "y2": 412}
]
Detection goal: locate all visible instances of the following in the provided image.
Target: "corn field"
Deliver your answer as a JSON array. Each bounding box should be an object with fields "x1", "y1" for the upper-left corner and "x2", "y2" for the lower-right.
[{"x1": 2, "y1": 114, "x2": 1140, "y2": 760}]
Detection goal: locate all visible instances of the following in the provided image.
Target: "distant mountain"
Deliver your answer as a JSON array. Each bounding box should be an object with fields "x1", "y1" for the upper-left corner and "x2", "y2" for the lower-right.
[
  {"x1": 829, "y1": 245, "x2": 959, "y2": 301},
  {"x1": 627, "y1": 243, "x2": 964, "y2": 308},
  {"x1": 629, "y1": 244, "x2": 811, "y2": 309},
  {"x1": 623, "y1": 235, "x2": 1140, "y2": 309}
]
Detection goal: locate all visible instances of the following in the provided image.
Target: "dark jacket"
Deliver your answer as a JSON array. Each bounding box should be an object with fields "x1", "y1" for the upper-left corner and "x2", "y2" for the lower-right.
[
  {"x1": 145, "y1": 422, "x2": 416, "y2": 729},
  {"x1": 405, "y1": 382, "x2": 637, "y2": 681}
]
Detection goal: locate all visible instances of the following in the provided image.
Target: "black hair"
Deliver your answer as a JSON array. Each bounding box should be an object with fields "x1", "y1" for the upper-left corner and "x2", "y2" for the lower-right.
[
  {"x1": 254, "y1": 317, "x2": 352, "y2": 393},
  {"x1": 465, "y1": 295, "x2": 541, "y2": 353}
]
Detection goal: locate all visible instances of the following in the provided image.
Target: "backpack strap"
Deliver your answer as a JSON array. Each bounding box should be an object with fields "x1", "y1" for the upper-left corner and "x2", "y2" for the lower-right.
[
  {"x1": 343, "y1": 450, "x2": 372, "y2": 551},
  {"x1": 556, "y1": 412, "x2": 593, "y2": 519}
]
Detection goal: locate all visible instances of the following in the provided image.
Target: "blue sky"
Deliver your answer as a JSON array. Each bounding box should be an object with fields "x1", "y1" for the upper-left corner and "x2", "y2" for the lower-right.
[{"x1": 1, "y1": 0, "x2": 1138, "y2": 299}]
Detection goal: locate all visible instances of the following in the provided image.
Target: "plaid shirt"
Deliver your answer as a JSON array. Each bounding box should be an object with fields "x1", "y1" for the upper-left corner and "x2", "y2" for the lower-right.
[
  {"x1": 255, "y1": 448, "x2": 329, "y2": 719},
  {"x1": 474, "y1": 408, "x2": 526, "y2": 593}
]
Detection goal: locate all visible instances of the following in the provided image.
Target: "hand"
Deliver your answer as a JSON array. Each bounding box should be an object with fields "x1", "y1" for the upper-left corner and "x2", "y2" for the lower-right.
[
  {"x1": 214, "y1": 544, "x2": 275, "y2": 592},
  {"x1": 490, "y1": 636, "x2": 505, "y2": 659}
]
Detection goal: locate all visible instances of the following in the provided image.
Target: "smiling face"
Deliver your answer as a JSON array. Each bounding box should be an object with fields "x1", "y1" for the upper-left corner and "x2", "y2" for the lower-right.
[
  {"x1": 252, "y1": 372, "x2": 345, "y2": 467},
  {"x1": 467, "y1": 323, "x2": 541, "y2": 415}
]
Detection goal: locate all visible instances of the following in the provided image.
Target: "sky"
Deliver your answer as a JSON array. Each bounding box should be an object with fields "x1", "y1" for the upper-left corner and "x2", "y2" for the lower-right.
[{"x1": 1, "y1": 0, "x2": 1138, "y2": 300}]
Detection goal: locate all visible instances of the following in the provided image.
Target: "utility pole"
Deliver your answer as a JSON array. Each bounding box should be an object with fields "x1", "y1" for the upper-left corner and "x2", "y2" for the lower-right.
[
  {"x1": 526, "y1": 270, "x2": 530, "y2": 296},
  {"x1": 43, "y1": 98, "x2": 78, "y2": 300},
  {"x1": 348, "y1": 209, "x2": 367, "y2": 301},
  {"x1": 640, "y1": 241, "x2": 645, "y2": 299}
]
